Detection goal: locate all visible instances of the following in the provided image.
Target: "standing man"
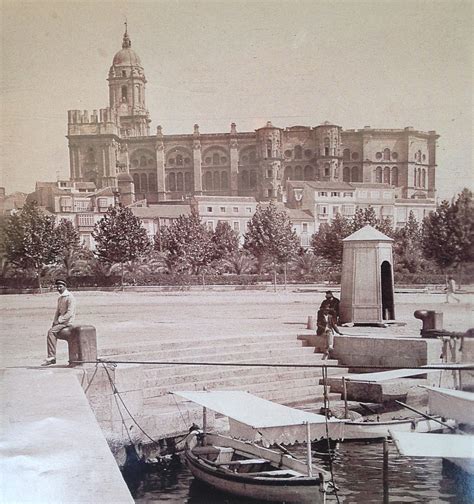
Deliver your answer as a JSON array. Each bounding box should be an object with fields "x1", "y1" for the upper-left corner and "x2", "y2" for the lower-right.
[
  {"x1": 319, "y1": 291, "x2": 340, "y2": 323},
  {"x1": 41, "y1": 279, "x2": 76, "y2": 366},
  {"x1": 445, "y1": 276, "x2": 461, "y2": 304}
]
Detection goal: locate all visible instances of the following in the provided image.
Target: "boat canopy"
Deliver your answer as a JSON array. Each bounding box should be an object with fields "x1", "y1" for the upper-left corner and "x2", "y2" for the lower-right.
[
  {"x1": 345, "y1": 367, "x2": 439, "y2": 383},
  {"x1": 422, "y1": 386, "x2": 474, "y2": 425},
  {"x1": 390, "y1": 431, "x2": 474, "y2": 459},
  {"x1": 172, "y1": 390, "x2": 343, "y2": 446}
]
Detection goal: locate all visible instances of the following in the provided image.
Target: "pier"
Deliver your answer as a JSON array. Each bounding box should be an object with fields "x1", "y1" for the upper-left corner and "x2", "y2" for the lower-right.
[{"x1": 1, "y1": 288, "x2": 472, "y2": 502}]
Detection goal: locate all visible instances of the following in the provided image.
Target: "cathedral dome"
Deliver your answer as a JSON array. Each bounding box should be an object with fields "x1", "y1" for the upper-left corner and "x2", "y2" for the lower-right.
[
  {"x1": 112, "y1": 29, "x2": 142, "y2": 67},
  {"x1": 117, "y1": 171, "x2": 133, "y2": 182}
]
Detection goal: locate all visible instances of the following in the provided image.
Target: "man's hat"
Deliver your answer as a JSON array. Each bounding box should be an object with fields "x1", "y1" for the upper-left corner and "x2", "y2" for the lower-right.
[
  {"x1": 325, "y1": 290, "x2": 333, "y2": 295},
  {"x1": 55, "y1": 279, "x2": 67, "y2": 287}
]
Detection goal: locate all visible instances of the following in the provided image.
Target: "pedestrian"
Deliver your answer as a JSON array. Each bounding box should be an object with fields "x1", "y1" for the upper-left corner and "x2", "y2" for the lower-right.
[
  {"x1": 41, "y1": 279, "x2": 76, "y2": 366},
  {"x1": 316, "y1": 306, "x2": 342, "y2": 359},
  {"x1": 319, "y1": 290, "x2": 340, "y2": 323},
  {"x1": 445, "y1": 276, "x2": 461, "y2": 304}
]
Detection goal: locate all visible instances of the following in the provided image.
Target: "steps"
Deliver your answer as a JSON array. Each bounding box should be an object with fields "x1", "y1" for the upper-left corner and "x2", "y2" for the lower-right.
[{"x1": 94, "y1": 332, "x2": 348, "y2": 442}]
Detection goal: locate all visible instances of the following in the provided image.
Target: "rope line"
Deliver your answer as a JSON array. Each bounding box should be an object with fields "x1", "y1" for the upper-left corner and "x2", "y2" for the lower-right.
[{"x1": 72, "y1": 359, "x2": 474, "y2": 371}]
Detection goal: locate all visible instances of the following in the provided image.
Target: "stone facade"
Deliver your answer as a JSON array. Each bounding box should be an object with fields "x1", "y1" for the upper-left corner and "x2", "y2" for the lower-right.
[{"x1": 67, "y1": 29, "x2": 439, "y2": 206}]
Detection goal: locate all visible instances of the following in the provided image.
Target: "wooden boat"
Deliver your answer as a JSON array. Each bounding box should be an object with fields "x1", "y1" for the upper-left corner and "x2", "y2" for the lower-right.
[
  {"x1": 341, "y1": 416, "x2": 454, "y2": 440},
  {"x1": 185, "y1": 431, "x2": 328, "y2": 503},
  {"x1": 390, "y1": 386, "x2": 474, "y2": 476},
  {"x1": 174, "y1": 390, "x2": 344, "y2": 503}
]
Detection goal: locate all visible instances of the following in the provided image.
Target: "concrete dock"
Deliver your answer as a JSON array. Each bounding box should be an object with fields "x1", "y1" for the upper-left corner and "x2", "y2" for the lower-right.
[{"x1": 0, "y1": 368, "x2": 134, "y2": 504}]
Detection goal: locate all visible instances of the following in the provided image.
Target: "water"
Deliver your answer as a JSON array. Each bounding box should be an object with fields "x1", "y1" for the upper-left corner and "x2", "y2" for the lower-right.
[{"x1": 124, "y1": 441, "x2": 473, "y2": 503}]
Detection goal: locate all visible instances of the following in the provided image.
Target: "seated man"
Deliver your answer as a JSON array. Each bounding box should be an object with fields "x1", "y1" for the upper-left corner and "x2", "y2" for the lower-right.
[
  {"x1": 41, "y1": 279, "x2": 76, "y2": 366},
  {"x1": 319, "y1": 291, "x2": 340, "y2": 323},
  {"x1": 316, "y1": 307, "x2": 342, "y2": 359}
]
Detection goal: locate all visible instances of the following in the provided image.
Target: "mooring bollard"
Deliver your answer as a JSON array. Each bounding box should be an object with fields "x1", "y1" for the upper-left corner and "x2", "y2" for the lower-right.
[{"x1": 307, "y1": 316, "x2": 315, "y2": 330}]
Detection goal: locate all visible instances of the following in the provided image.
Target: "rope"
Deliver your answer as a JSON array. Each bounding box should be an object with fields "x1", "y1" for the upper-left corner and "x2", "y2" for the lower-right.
[
  {"x1": 100, "y1": 362, "x2": 161, "y2": 447},
  {"x1": 323, "y1": 365, "x2": 340, "y2": 504},
  {"x1": 83, "y1": 361, "x2": 100, "y2": 394},
  {"x1": 171, "y1": 392, "x2": 191, "y2": 431},
  {"x1": 71, "y1": 359, "x2": 474, "y2": 371}
]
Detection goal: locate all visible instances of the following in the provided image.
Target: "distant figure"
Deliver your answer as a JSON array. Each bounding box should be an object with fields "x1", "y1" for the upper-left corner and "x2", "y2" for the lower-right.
[
  {"x1": 317, "y1": 307, "x2": 342, "y2": 359},
  {"x1": 41, "y1": 279, "x2": 76, "y2": 366},
  {"x1": 320, "y1": 291, "x2": 340, "y2": 323},
  {"x1": 445, "y1": 276, "x2": 461, "y2": 304}
]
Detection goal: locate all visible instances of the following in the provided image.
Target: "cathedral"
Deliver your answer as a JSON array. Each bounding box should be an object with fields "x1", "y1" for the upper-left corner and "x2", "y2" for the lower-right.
[{"x1": 67, "y1": 29, "x2": 439, "y2": 207}]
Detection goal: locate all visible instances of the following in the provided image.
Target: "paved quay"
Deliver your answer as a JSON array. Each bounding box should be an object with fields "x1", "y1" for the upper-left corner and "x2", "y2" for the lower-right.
[{"x1": 0, "y1": 367, "x2": 134, "y2": 504}]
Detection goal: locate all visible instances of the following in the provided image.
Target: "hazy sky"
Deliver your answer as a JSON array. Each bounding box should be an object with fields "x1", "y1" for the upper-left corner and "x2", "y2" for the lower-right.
[{"x1": 1, "y1": 0, "x2": 472, "y2": 200}]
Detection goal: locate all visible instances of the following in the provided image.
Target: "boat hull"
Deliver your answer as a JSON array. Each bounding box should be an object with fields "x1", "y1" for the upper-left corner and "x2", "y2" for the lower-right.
[
  {"x1": 185, "y1": 433, "x2": 327, "y2": 504},
  {"x1": 342, "y1": 417, "x2": 453, "y2": 440}
]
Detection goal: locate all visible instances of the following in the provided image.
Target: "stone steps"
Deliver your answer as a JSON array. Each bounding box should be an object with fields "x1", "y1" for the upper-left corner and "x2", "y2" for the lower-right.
[
  {"x1": 102, "y1": 343, "x2": 318, "y2": 363},
  {"x1": 143, "y1": 366, "x2": 342, "y2": 389},
  {"x1": 100, "y1": 333, "x2": 302, "y2": 357}
]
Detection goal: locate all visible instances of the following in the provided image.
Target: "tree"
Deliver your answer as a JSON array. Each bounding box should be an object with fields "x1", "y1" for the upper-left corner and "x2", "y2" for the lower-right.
[
  {"x1": 211, "y1": 221, "x2": 239, "y2": 262},
  {"x1": 311, "y1": 213, "x2": 353, "y2": 266},
  {"x1": 422, "y1": 189, "x2": 474, "y2": 271},
  {"x1": 244, "y1": 202, "x2": 299, "y2": 287},
  {"x1": 393, "y1": 211, "x2": 426, "y2": 274},
  {"x1": 53, "y1": 219, "x2": 88, "y2": 279},
  {"x1": 4, "y1": 201, "x2": 61, "y2": 289},
  {"x1": 290, "y1": 249, "x2": 319, "y2": 279},
  {"x1": 155, "y1": 211, "x2": 214, "y2": 275},
  {"x1": 352, "y1": 206, "x2": 394, "y2": 236},
  {"x1": 221, "y1": 250, "x2": 255, "y2": 275},
  {"x1": 92, "y1": 206, "x2": 151, "y2": 288}
]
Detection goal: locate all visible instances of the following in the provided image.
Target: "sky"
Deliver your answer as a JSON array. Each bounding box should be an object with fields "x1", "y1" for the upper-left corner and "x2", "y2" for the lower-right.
[{"x1": 1, "y1": 0, "x2": 472, "y2": 200}]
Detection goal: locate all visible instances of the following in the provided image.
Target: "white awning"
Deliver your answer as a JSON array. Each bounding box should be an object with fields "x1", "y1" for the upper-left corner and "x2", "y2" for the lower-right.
[
  {"x1": 172, "y1": 390, "x2": 343, "y2": 446},
  {"x1": 422, "y1": 386, "x2": 474, "y2": 424},
  {"x1": 390, "y1": 431, "x2": 474, "y2": 459},
  {"x1": 345, "y1": 368, "x2": 439, "y2": 383}
]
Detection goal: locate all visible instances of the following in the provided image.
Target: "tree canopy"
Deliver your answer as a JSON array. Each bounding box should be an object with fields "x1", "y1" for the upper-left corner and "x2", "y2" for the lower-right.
[
  {"x1": 4, "y1": 200, "x2": 61, "y2": 288},
  {"x1": 92, "y1": 206, "x2": 151, "y2": 286},
  {"x1": 243, "y1": 202, "x2": 299, "y2": 270}
]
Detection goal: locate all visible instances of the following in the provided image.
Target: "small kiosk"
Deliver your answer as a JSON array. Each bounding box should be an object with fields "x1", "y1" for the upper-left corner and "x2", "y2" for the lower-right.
[{"x1": 339, "y1": 225, "x2": 395, "y2": 325}]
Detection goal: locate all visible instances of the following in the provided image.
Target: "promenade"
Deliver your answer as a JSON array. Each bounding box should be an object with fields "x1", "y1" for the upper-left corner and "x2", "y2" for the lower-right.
[{"x1": 1, "y1": 288, "x2": 472, "y2": 368}]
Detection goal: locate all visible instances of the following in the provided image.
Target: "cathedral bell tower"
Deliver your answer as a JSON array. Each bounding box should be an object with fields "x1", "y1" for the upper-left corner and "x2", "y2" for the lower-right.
[{"x1": 108, "y1": 26, "x2": 151, "y2": 137}]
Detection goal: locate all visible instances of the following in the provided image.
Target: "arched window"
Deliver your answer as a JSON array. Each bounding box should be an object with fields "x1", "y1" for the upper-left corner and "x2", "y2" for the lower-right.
[
  {"x1": 221, "y1": 171, "x2": 228, "y2": 189},
  {"x1": 284, "y1": 166, "x2": 293, "y2": 180},
  {"x1": 121, "y1": 85, "x2": 128, "y2": 102},
  {"x1": 343, "y1": 149, "x2": 350, "y2": 160},
  {"x1": 295, "y1": 166, "x2": 303, "y2": 180},
  {"x1": 213, "y1": 171, "x2": 220, "y2": 190},
  {"x1": 295, "y1": 145, "x2": 303, "y2": 159},
  {"x1": 176, "y1": 154, "x2": 183, "y2": 166},
  {"x1": 249, "y1": 170, "x2": 257, "y2": 189},
  {"x1": 176, "y1": 172, "x2": 184, "y2": 191},
  {"x1": 169, "y1": 172, "x2": 176, "y2": 192},
  {"x1": 184, "y1": 172, "x2": 192, "y2": 192},
  {"x1": 376, "y1": 166, "x2": 383, "y2": 183},
  {"x1": 266, "y1": 139, "x2": 272, "y2": 158},
  {"x1": 343, "y1": 167, "x2": 350, "y2": 182},
  {"x1": 351, "y1": 152, "x2": 359, "y2": 161},
  {"x1": 140, "y1": 156, "x2": 147, "y2": 167},
  {"x1": 148, "y1": 158, "x2": 155, "y2": 167},
  {"x1": 133, "y1": 173, "x2": 140, "y2": 191},
  {"x1": 242, "y1": 170, "x2": 249, "y2": 189},
  {"x1": 383, "y1": 148, "x2": 390, "y2": 161},
  {"x1": 324, "y1": 163, "x2": 330, "y2": 177},
  {"x1": 314, "y1": 168, "x2": 320, "y2": 180},
  {"x1": 422, "y1": 169, "x2": 426, "y2": 188},
  {"x1": 414, "y1": 168, "x2": 417, "y2": 186},
  {"x1": 140, "y1": 173, "x2": 148, "y2": 192},
  {"x1": 351, "y1": 166, "x2": 359, "y2": 182},
  {"x1": 391, "y1": 167, "x2": 398, "y2": 186},
  {"x1": 324, "y1": 137, "x2": 330, "y2": 156},
  {"x1": 149, "y1": 173, "x2": 157, "y2": 191},
  {"x1": 213, "y1": 153, "x2": 220, "y2": 165},
  {"x1": 304, "y1": 165, "x2": 313, "y2": 180},
  {"x1": 383, "y1": 167, "x2": 390, "y2": 184},
  {"x1": 205, "y1": 171, "x2": 213, "y2": 190}
]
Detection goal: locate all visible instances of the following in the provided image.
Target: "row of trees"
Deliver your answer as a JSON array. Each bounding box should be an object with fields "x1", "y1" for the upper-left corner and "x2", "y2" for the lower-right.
[
  {"x1": 1, "y1": 189, "x2": 472, "y2": 289},
  {"x1": 311, "y1": 189, "x2": 473, "y2": 277}
]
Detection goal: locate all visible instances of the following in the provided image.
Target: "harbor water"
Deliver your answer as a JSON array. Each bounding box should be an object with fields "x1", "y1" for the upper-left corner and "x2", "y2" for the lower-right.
[{"x1": 123, "y1": 440, "x2": 473, "y2": 503}]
